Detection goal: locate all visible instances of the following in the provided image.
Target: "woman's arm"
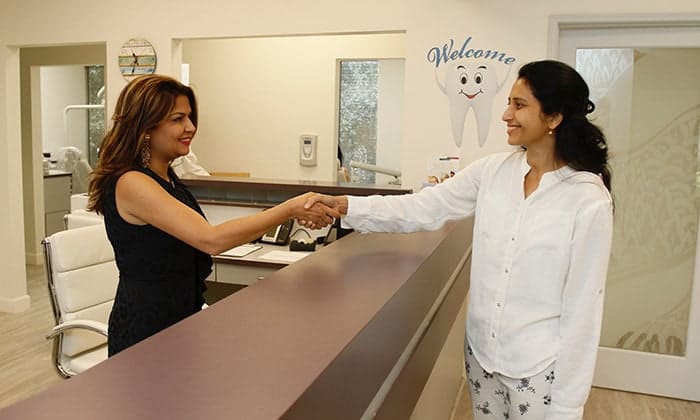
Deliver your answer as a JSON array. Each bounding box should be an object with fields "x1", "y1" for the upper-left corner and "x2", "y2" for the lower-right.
[
  {"x1": 547, "y1": 197, "x2": 613, "y2": 420},
  {"x1": 303, "y1": 156, "x2": 487, "y2": 233},
  {"x1": 115, "y1": 171, "x2": 337, "y2": 255}
]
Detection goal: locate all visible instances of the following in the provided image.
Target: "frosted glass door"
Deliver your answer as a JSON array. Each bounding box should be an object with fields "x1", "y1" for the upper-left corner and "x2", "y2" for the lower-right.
[
  {"x1": 559, "y1": 21, "x2": 700, "y2": 401},
  {"x1": 577, "y1": 47, "x2": 699, "y2": 357}
]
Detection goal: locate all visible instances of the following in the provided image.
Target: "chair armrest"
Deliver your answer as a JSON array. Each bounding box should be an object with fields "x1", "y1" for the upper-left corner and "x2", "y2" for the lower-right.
[{"x1": 46, "y1": 320, "x2": 108, "y2": 340}]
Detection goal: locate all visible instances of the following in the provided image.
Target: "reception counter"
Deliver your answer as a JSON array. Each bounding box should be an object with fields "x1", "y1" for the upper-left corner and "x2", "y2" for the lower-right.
[{"x1": 1, "y1": 214, "x2": 473, "y2": 419}]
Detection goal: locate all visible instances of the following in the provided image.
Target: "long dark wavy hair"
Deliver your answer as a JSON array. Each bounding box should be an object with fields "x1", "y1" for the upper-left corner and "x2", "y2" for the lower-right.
[
  {"x1": 87, "y1": 75, "x2": 198, "y2": 213},
  {"x1": 518, "y1": 60, "x2": 611, "y2": 192}
]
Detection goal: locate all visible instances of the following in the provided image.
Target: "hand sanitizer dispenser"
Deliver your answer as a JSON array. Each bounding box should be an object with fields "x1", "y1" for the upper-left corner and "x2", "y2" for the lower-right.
[{"x1": 299, "y1": 134, "x2": 317, "y2": 167}]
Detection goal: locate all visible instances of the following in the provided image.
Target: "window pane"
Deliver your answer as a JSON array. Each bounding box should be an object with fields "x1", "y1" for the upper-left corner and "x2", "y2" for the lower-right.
[
  {"x1": 86, "y1": 65, "x2": 105, "y2": 168},
  {"x1": 338, "y1": 60, "x2": 378, "y2": 184}
]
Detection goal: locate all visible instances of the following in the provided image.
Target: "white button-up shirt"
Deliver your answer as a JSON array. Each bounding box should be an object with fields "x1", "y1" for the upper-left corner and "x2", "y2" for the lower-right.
[{"x1": 342, "y1": 151, "x2": 613, "y2": 420}]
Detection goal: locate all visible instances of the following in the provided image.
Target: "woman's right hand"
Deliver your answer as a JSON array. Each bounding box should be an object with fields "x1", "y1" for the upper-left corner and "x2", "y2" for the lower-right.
[
  {"x1": 297, "y1": 193, "x2": 348, "y2": 228},
  {"x1": 285, "y1": 192, "x2": 340, "y2": 229}
]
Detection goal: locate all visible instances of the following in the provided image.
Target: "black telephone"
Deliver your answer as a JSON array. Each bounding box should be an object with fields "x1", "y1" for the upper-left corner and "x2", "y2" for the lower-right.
[{"x1": 260, "y1": 219, "x2": 293, "y2": 245}]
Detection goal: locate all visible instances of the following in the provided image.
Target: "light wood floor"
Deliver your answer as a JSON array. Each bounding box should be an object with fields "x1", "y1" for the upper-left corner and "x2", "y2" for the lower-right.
[
  {"x1": 2, "y1": 265, "x2": 700, "y2": 419},
  {"x1": 0, "y1": 264, "x2": 63, "y2": 409},
  {"x1": 450, "y1": 370, "x2": 700, "y2": 420}
]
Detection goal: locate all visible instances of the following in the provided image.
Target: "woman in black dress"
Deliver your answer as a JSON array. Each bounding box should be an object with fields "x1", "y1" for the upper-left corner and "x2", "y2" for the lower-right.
[{"x1": 87, "y1": 75, "x2": 335, "y2": 356}]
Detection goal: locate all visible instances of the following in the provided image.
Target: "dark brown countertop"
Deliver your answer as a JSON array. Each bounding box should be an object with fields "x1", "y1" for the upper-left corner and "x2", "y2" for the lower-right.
[
  {"x1": 0, "y1": 217, "x2": 473, "y2": 420},
  {"x1": 181, "y1": 174, "x2": 411, "y2": 195},
  {"x1": 180, "y1": 175, "x2": 412, "y2": 207}
]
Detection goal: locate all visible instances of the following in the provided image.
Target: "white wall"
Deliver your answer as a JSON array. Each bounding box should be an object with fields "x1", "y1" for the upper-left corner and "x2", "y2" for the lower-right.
[
  {"x1": 0, "y1": 43, "x2": 29, "y2": 312},
  {"x1": 182, "y1": 33, "x2": 405, "y2": 181},
  {"x1": 40, "y1": 66, "x2": 89, "y2": 161},
  {"x1": 1, "y1": 0, "x2": 700, "y2": 312},
  {"x1": 375, "y1": 58, "x2": 405, "y2": 185}
]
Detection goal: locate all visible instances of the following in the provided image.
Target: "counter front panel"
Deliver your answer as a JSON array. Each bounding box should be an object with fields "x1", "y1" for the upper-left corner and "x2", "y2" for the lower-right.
[{"x1": 1, "y1": 187, "x2": 472, "y2": 420}]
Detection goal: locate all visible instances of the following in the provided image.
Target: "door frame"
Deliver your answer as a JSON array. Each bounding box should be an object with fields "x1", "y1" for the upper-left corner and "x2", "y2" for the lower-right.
[
  {"x1": 19, "y1": 44, "x2": 106, "y2": 265},
  {"x1": 548, "y1": 13, "x2": 700, "y2": 402},
  {"x1": 547, "y1": 13, "x2": 700, "y2": 58}
]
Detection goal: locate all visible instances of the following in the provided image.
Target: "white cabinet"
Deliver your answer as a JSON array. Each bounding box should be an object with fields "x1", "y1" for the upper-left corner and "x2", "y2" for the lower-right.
[
  {"x1": 215, "y1": 263, "x2": 278, "y2": 286},
  {"x1": 212, "y1": 243, "x2": 289, "y2": 286},
  {"x1": 44, "y1": 171, "x2": 72, "y2": 236}
]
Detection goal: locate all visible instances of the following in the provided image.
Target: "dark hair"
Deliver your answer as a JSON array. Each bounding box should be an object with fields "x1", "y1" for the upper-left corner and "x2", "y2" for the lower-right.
[
  {"x1": 518, "y1": 60, "x2": 611, "y2": 192},
  {"x1": 88, "y1": 74, "x2": 198, "y2": 213}
]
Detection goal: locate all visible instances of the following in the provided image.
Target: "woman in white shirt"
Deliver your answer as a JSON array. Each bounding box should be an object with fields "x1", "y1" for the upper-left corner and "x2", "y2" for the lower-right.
[{"x1": 303, "y1": 60, "x2": 613, "y2": 420}]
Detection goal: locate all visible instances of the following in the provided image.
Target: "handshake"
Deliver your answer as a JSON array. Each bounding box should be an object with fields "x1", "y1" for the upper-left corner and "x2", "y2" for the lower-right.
[{"x1": 288, "y1": 193, "x2": 349, "y2": 229}]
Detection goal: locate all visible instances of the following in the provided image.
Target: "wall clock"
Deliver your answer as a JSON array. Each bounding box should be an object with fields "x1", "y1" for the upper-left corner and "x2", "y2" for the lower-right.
[{"x1": 118, "y1": 38, "x2": 157, "y2": 80}]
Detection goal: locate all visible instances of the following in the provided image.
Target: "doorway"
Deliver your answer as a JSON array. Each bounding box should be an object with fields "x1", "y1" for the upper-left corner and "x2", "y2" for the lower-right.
[
  {"x1": 552, "y1": 15, "x2": 700, "y2": 401},
  {"x1": 20, "y1": 44, "x2": 105, "y2": 263},
  {"x1": 337, "y1": 58, "x2": 405, "y2": 185},
  {"x1": 38, "y1": 65, "x2": 104, "y2": 173}
]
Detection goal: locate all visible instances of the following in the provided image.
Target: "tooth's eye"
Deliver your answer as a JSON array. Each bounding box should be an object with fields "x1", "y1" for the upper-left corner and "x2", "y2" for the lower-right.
[
  {"x1": 460, "y1": 73, "x2": 468, "y2": 85},
  {"x1": 475, "y1": 72, "x2": 484, "y2": 84}
]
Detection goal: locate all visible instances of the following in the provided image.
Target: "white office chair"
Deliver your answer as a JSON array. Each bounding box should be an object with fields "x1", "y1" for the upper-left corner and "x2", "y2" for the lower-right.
[
  {"x1": 63, "y1": 209, "x2": 104, "y2": 230},
  {"x1": 43, "y1": 223, "x2": 118, "y2": 378}
]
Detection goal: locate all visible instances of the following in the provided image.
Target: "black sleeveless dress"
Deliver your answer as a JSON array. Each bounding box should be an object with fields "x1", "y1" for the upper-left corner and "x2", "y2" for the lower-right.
[{"x1": 103, "y1": 167, "x2": 213, "y2": 356}]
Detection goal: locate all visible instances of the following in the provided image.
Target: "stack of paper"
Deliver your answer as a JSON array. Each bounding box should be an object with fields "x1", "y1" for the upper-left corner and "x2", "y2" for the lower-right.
[
  {"x1": 220, "y1": 243, "x2": 262, "y2": 258},
  {"x1": 257, "y1": 250, "x2": 311, "y2": 263}
]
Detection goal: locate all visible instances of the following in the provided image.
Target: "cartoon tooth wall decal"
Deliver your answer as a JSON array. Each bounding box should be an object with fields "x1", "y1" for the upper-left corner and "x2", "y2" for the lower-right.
[{"x1": 437, "y1": 61, "x2": 511, "y2": 147}]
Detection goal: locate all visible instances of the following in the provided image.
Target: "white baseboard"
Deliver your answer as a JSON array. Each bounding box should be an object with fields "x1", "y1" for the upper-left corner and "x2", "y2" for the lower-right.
[{"x1": 0, "y1": 294, "x2": 31, "y2": 313}]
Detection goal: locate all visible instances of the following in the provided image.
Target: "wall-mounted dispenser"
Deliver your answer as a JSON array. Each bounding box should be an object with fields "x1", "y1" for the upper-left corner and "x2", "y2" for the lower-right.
[{"x1": 299, "y1": 134, "x2": 317, "y2": 167}]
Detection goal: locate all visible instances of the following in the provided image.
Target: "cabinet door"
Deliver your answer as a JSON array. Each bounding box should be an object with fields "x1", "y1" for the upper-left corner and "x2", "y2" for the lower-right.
[
  {"x1": 215, "y1": 263, "x2": 278, "y2": 286},
  {"x1": 44, "y1": 176, "x2": 72, "y2": 213},
  {"x1": 45, "y1": 212, "x2": 67, "y2": 236}
]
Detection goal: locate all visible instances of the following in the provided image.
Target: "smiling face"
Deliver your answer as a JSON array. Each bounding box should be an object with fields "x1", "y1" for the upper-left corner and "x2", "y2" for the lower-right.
[
  {"x1": 456, "y1": 64, "x2": 486, "y2": 99},
  {"x1": 446, "y1": 62, "x2": 498, "y2": 105},
  {"x1": 148, "y1": 95, "x2": 196, "y2": 164},
  {"x1": 502, "y1": 78, "x2": 556, "y2": 149},
  {"x1": 441, "y1": 61, "x2": 505, "y2": 147}
]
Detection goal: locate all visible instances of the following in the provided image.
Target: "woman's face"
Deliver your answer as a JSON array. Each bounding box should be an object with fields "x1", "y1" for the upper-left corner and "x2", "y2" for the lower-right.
[
  {"x1": 147, "y1": 95, "x2": 196, "y2": 163},
  {"x1": 501, "y1": 78, "x2": 552, "y2": 149}
]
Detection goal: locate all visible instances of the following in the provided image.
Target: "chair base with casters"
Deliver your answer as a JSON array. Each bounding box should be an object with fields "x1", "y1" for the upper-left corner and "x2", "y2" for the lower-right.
[{"x1": 43, "y1": 223, "x2": 118, "y2": 378}]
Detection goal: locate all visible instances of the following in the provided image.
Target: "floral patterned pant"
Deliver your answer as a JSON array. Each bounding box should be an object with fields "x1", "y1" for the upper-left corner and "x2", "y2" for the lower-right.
[{"x1": 465, "y1": 341, "x2": 555, "y2": 419}]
